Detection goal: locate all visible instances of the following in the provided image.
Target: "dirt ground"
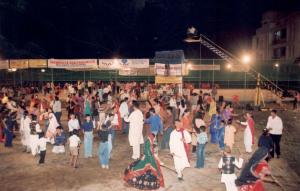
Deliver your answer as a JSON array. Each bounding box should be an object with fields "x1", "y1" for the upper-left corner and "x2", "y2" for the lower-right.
[{"x1": 0, "y1": 103, "x2": 300, "y2": 191}]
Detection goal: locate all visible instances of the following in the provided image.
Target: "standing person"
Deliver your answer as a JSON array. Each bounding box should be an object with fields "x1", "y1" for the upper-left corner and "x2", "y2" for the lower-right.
[
  {"x1": 237, "y1": 113, "x2": 255, "y2": 153},
  {"x1": 46, "y1": 109, "x2": 60, "y2": 144},
  {"x1": 51, "y1": 96, "x2": 62, "y2": 124},
  {"x1": 209, "y1": 109, "x2": 221, "y2": 144},
  {"x1": 217, "y1": 120, "x2": 226, "y2": 150},
  {"x1": 20, "y1": 111, "x2": 31, "y2": 152},
  {"x1": 82, "y1": 115, "x2": 94, "y2": 158},
  {"x1": 68, "y1": 130, "x2": 81, "y2": 168},
  {"x1": 178, "y1": 99, "x2": 186, "y2": 120},
  {"x1": 124, "y1": 133, "x2": 164, "y2": 190},
  {"x1": 145, "y1": 108, "x2": 163, "y2": 136},
  {"x1": 224, "y1": 118, "x2": 237, "y2": 151},
  {"x1": 68, "y1": 113, "x2": 80, "y2": 133},
  {"x1": 3, "y1": 113, "x2": 14, "y2": 147},
  {"x1": 119, "y1": 98, "x2": 129, "y2": 134},
  {"x1": 266, "y1": 110, "x2": 283, "y2": 158},
  {"x1": 195, "y1": 126, "x2": 208, "y2": 168},
  {"x1": 169, "y1": 120, "x2": 192, "y2": 180},
  {"x1": 84, "y1": 96, "x2": 91, "y2": 116},
  {"x1": 208, "y1": 97, "x2": 217, "y2": 117},
  {"x1": 160, "y1": 107, "x2": 174, "y2": 150},
  {"x1": 218, "y1": 146, "x2": 244, "y2": 191},
  {"x1": 124, "y1": 101, "x2": 144, "y2": 160},
  {"x1": 37, "y1": 132, "x2": 47, "y2": 165},
  {"x1": 29, "y1": 117, "x2": 40, "y2": 156},
  {"x1": 97, "y1": 116, "x2": 110, "y2": 169}
]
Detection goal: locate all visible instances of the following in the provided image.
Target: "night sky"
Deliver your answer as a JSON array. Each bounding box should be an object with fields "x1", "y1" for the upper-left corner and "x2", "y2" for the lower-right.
[{"x1": 0, "y1": 0, "x2": 299, "y2": 59}]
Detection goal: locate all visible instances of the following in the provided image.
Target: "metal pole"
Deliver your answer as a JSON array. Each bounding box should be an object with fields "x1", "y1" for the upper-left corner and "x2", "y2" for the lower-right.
[
  {"x1": 244, "y1": 71, "x2": 247, "y2": 89},
  {"x1": 51, "y1": 68, "x2": 54, "y2": 83},
  {"x1": 212, "y1": 59, "x2": 215, "y2": 86},
  {"x1": 84, "y1": 71, "x2": 86, "y2": 82}
]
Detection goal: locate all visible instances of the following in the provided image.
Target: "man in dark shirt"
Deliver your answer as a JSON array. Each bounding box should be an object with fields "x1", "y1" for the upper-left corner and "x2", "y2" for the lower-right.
[
  {"x1": 82, "y1": 115, "x2": 94, "y2": 158},
  {"x1": 258, "y1": 128, "x2": 273, "y2": 161}
]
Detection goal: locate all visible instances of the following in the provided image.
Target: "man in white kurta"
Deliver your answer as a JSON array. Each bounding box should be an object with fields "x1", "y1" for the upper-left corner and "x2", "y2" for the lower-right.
[
  {"x1": 47, "y1": 112, "x2": 60, "y2": 144},
  {"x1": 169, "y1": 121, "x2": 191, "y2": 180},
  {"x1": 124, "y1": 101, "x2": 144, "y2": 160},
  {"x1": 20, "y1": 113, "x2": 31, "y2": 152}
]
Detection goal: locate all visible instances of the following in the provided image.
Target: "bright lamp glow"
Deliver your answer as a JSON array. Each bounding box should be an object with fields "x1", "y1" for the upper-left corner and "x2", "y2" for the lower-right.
[
  {"x1": 187, "y1": 64, "x2": 192, "y2": 69},
  {"x1": 242, "y1": 54, "x2": 251, "y2": 64},
  {"x1": 11, "y1": 68, "x2": 17, "y2": 72},
  {"x1": 226, "y1": 63, "x2": 232, "y2": 69},
  {"x1": 275, "y1": 63, "x2": 279, "y2": 68},
  {"x1": 41, "y1": 69, "x2": 46, "y2": 72}
]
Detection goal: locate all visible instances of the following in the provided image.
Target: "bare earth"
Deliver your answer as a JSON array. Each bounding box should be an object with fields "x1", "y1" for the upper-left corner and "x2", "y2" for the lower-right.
[{"x1": 1, "y1": 105, "x2": 300, "y2": 191}]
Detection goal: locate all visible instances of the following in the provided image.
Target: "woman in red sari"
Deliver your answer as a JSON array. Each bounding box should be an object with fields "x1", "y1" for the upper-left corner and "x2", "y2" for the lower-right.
[{"x1": 236, "y1": 147, "x2": 271, "y2": 191}]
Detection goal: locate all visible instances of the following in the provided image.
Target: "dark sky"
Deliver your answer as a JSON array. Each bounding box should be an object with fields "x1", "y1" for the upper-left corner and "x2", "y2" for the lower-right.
[{"x1": 0, "y1": 0, "x2": 299, "y2": 59}]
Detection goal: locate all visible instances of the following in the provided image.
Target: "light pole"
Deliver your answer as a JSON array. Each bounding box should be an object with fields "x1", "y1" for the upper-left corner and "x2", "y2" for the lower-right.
[
  {"x1": 275, "y1": 63, "x2": 279, "y2": 87},
  {"x1": 242, "y1": 54, "x2": 251, "y2": 89}
]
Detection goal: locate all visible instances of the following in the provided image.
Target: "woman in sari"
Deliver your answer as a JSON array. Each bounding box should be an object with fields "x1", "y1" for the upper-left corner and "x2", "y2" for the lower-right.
[
  {"x1": 124, "y1": 133, "x2": 164, "y2": 190},
  {"x1": 209, "y1": 109, "x2": 221, "y2": 144},
  {"x1": 235, "y1": 147, "x2": 271, "y2": 191}
]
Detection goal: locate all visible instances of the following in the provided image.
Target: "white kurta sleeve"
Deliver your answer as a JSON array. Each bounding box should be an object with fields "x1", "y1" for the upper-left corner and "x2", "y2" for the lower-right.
[
  {"x1": 241, "y1": 121, "x2": 248, "y2": 126},
  {"x1": 234, "y1": 158, "x2": 244, "y2": 169},
  {"x1": 169, "y1": 131, "x2": 176, "y2": 154},
  {"x1": 218, "y1": 158, "x2": 223, "y2": 169}
]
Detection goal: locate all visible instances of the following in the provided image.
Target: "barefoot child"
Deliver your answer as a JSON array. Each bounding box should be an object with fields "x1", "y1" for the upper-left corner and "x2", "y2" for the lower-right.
[
  {"x1": 69, "y1": 129, "x2": 81, "y2": 168},
  {"x1": 218, "y1": 146, "x2": 243, "y2": 191},
  {"x1": 37, "y1": 132, "x2": 47, "y2": 165}
]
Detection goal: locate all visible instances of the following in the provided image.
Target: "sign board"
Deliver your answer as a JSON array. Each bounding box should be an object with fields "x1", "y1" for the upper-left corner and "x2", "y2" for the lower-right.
[
  {"x1": 99, "y1": 59, "x2": 149, "y2": 70},
  {"x1": 10, "y1": 59, "x2": 28, "y2": 69},
  {"x1": 155, "y1": 63, "x2": 186, "y2": 76},
  {"x1": 119, "y1": 66, "x2": 155, "y2": 76},
  {"x1": 155, "y1": 76, "x2": 182, "y2": 84},
  {"x1": 0, "y1": 60, "x2": 9, "y2": 70},
  {"x1": 48, "y1": 59, "x2": 98, "y2": 69},
  {"x1": 189, "y1": 64, "x2": 220, "y2": 71},
  {"x1": 29, "y1": 59, "x2": 47, "y2": 68}
]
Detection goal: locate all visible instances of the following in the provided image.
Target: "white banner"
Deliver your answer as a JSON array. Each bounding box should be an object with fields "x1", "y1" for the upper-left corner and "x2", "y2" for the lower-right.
[
  {"x1": 155, "y1": 63, "x2": 184, "y2": 76},
  {"x1": 48, "y1": 59, "x2": 98, "y2": 69},
  {"x1": 155, "y1": 63, "x2": 166, "y2": 75},
  {"x1": 169, "y1": 64, "x2": 183, "y2": 76},
  {"x1": 0, "y1": 60, "x2": 9, "y2": 70},
  {"x1": 189, "y1": 64, "x2": 220, "y2": 71},
  {"x1": 98, "y1": 59, "x2": 149, "y2": 70}
]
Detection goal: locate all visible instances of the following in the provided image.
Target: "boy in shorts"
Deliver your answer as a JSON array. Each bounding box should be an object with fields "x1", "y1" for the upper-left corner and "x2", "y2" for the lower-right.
[{"x1": 69, "y1": 129, "x2": 81, "y2": 168}]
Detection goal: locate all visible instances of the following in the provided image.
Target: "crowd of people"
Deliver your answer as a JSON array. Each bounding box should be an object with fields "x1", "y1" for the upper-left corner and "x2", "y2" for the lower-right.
[{"x1": 0, "y1": 81, "x2": 285, "y2": 191}]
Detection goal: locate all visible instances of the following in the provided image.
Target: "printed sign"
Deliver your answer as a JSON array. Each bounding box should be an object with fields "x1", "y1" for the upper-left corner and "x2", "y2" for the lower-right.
[
  {"x1": 0, "y1": 60, "x2": 9, "y2": 70},
  {"x1": 10, "y1": 59, "x2": 29, "y2": 69},
  {"x1": 98, "y1": 59, "x2": 149, "y2": 70},
  {"x1": 48, "y1": 59, "x2": 98, "y2": 69},
  {"x1": 29, "y1": 59, "x2": 47, "y2": 68},
  {"x1": 189, "y1": 64, "x2": 220, "y2": 71}
]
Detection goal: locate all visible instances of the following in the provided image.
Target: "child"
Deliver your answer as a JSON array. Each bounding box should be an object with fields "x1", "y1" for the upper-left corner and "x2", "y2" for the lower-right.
[
  {"x1": 224, "y1": 118, "x2": 236, "y2": 151},
  {"x1": 218, "y1": 146, "x2": 243, "y2": 191},
  {"x1": 37, "y1": 132, "x2": 47, "y2": 165},
  {"x1": 195, "y1": 126, "x2": 208, "y2": 168},
  {"x1": 82, "y1": 115, "x2": 94, "y2": 158},
  {"x1": 29, "y1": 116, "x2": 41, "y2": 156},
  {"x1": 98, "y1": 118, "x2": 111, "y2": 169},
  {"x1": 52, "y1": 126, "x2": 66, "y2": 154},
  {"x1": 69, "y1": 129, "x2": 81, "y2": 168}
]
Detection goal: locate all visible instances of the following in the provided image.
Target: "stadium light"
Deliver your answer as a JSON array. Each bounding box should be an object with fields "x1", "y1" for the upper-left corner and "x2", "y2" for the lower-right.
[
  {"x1": 226, "y1": 63, "x2": 232, "y2": 69},
  {"x1": 11, "y1": 68, "x2": 17, "y2": 72},
  {"x1": 275, "y1": 63, "x2": 279, "y2": 68},
  {"x1": 41, "y1": 69, "x2": 46, "y2": 72},
  {"x1": 242, "y1": 54, "x2": 251, "y2": 64}
]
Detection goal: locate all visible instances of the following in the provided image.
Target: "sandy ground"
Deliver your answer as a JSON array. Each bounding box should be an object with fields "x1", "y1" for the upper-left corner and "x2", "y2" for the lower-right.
[{"x1": 1, "y1": 104, "x2": 300, "y2": 191}]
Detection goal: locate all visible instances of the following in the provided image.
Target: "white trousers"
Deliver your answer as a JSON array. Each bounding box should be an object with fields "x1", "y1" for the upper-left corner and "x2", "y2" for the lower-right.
[
  {"x1": 224, "y1": 180, "x2": 238, "y2": 191},
  {"x1": 52, "y1": 145, "x2": 65, "y2": 153},
  {"x1": 132, "y1": 144, "x2": 140, "y2": 160}
]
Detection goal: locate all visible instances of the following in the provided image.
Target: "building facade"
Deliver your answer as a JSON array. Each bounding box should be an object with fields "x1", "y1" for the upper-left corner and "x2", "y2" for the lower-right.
[{"x1": 252, "y1": 11, "x2": 300, "y2": 62}]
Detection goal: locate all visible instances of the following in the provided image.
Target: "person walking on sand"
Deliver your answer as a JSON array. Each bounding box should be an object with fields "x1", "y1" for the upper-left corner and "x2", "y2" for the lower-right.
[
  {"x1": 266, "y1": 110, "x2": 283, "y2": 158},
  {"x1": 124, "y1": 101, "x2": 144, "y2": 160},
  {"x1": 169, "y1": 120, "x2": 191, "y2": 181},
  {"x1": 237, "y1": 113, "x2": 255, "y2": 153}
]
